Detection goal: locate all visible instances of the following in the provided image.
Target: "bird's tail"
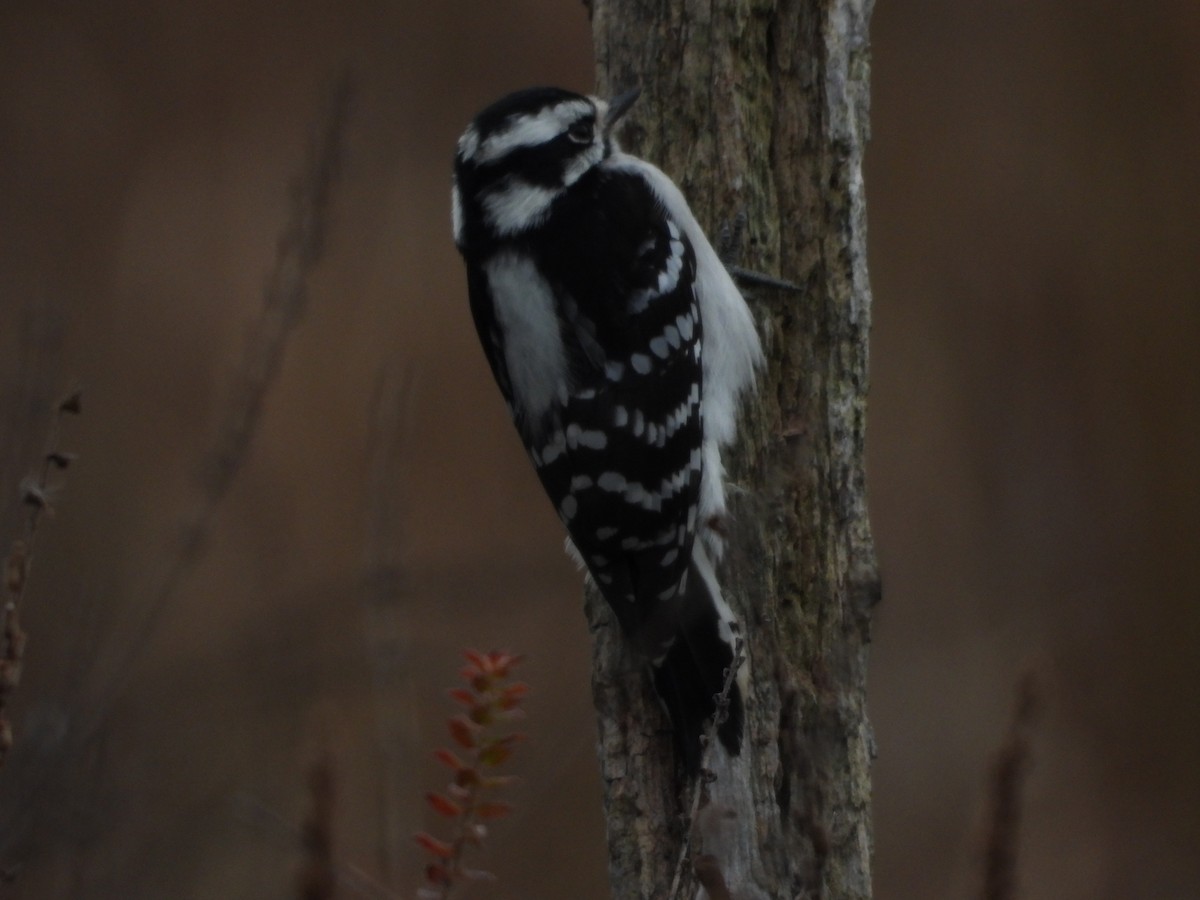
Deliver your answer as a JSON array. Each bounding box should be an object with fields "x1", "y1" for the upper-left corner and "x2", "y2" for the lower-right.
[{"x1": 649, "y1": 543, "x2": 744, "y2": 773}]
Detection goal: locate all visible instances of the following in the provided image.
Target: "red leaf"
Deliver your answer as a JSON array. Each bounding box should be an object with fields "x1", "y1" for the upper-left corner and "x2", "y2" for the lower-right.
[
  {"x1": 488, "y1": 651, "x2": 523, "y2": 677},
  {"x1": 434, "y1": 748, "x2": 467, "y2": 771},
  {"x1": 498, "y1": 682, "x2": 529, "y2": 709},
  {"x1": 475, "y1": 801, "x2": 513, "y2": 820},
  {"x1": 447, "y1": 716, "x2": 477, "y2": 749},
  {"x1": 414, "y1": 832, "x2": 453, "y2": 859},
  {"x1": 426, "y1": 791, "x2": 462, "y2": 818},
  {"x1": 459, "y1": 661, "x2": 482, "y2": 681},
  {"x1": 447, "y1": 688, "x2": 476, "y2": 707}
]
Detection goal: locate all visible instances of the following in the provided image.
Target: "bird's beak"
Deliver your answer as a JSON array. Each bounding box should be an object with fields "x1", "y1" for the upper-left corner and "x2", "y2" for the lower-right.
[{"x1": 604, "y1": 87, "x2": 641, "y2": 134}]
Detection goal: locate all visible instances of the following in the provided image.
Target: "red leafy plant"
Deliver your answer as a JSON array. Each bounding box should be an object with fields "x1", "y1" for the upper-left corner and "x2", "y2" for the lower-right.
[{"x1": 415, "y1": 650, "x2": 527, "y2": 899}]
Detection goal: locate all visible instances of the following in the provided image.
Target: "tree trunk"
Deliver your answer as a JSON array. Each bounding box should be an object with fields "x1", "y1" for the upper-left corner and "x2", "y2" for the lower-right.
[{"x1": 586, "y1": 1, "x2": 878, "y2": 897}]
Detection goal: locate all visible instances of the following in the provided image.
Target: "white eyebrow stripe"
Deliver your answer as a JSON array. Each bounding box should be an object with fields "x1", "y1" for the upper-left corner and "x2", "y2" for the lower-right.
[{"x1": 476, "y1": 100, "x2": 594, "y2": 163}]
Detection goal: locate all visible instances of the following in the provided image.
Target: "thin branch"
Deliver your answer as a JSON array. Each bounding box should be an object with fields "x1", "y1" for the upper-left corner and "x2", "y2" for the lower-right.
[
  {"x1": 980, "y1": 670, "x2": 1040, "y2": 900},
  {"x1": 0, "y1": 295, "x2": 68, "y2": 532},
  {"x1": 360, "y1": 361, "x2": 418, "y2": 887},
  {"x1": 297, "y1": 754, "x2": 337, "y2": 900},
  {"x1": 233, "y1": 792, "x2": 400, "y2": 900},
  {"x1": 88, "y1": 72, "x2": 354, "y2": 720},
  {"x1": 1, "y1": 390, "x2": 81, "y2": 772}
]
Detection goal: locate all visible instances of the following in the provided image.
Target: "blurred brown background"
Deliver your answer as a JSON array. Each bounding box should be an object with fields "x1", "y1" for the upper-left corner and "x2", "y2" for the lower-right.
[{"x1": 1, "y1": 1, "x2": 1197, "y2": 898}]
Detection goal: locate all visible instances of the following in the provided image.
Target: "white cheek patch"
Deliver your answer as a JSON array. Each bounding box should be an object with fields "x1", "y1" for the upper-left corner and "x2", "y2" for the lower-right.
[
  {"x1": 562, "y1": 141, "x2": 604, "y2": 186},
  {"x1": 482, "y1": 178, "x2": 558, "y2": 236}
]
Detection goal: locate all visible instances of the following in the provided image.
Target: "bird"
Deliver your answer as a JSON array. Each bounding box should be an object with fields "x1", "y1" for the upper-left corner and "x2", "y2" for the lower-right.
[{"x1": 451, "y1": 86, "x2": 762, "y2": 770}]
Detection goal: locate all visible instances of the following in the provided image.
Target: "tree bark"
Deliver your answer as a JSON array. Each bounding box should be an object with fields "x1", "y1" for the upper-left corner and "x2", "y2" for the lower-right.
[{"x1": 586, "y1": 1, "x2": 878, "y2": 897}]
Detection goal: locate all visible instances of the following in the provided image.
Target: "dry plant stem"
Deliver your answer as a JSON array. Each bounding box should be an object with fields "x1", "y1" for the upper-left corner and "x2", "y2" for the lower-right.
[
  {"x1": 361, "y1": 362, "x2": 418, "y2": 888},
  {"x1": 666, "y1": 640, "x2": 745, "y2": 900},
  {"x1": 0, "y1": 296, "x2": 67, "y2": 532},
  {"x1": 233, "y1": 793, "x2": 399, "y2": 900},
  {"x1": 589, "y1": 0, "x2": 877, "y2": 897},
  {"x1": 87, "y1": 74, "x2": 354, "y2": 720},
  {"x1": 298, "y1": 755, "x2": 337, "y2": 900},
  {"x1": 1, "y1": 391, "x2": 80, "y2": 772},
  {"x1": 981, "y1": 672, "x2": 1040, "y2": 900}
]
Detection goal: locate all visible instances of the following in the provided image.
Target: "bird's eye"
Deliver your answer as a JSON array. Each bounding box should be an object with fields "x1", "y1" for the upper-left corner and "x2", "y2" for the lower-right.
[{"x1": 567, "y1": 119, "x2": 594, "y2": 144}]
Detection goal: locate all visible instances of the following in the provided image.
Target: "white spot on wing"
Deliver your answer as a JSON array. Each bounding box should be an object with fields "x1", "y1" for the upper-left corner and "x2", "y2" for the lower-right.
[
  {"x1": 657, "y1": 238, "x2": 684, "y2": 294},
  {"x1": 628, "y1": 287, "x2": 655, "y2": 314},
  {"x1": 597, "y1": 472, "x2": 626, "y2": 492},
  {"x1": 539, "y1": 430, "x2": 566, "y2": 465},
  {"x1": 630, "y1": 353, "x2": 652, "y2": 375},
  {"x1": 566, "y1": 424, "x2": 607, "y2": 450},
  {"x1": 577, "y1": 430, "x2": 607, "y2": 449}
]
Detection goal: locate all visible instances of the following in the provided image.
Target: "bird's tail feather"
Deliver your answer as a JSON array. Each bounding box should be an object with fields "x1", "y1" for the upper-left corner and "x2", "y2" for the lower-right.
[{"x1": 650, "y1": 545, "x2": 744, "y2": 772}]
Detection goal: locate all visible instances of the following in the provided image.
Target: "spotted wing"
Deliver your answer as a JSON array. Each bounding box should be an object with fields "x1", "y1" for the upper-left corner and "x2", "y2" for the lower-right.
[{"x1": 524, "y1": 166, "x2": 705, "y2": 646}]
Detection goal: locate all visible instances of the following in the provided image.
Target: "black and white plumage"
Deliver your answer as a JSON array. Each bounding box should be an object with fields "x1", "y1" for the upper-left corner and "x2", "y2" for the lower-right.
[{"x1": 452, "y1": 87, "x2": 762, "y2": 769}]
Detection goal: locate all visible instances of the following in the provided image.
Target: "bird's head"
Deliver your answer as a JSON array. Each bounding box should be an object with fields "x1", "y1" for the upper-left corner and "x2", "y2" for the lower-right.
[{"x1": 452, "y1": 86, "x2": 639, "y2": 248}]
